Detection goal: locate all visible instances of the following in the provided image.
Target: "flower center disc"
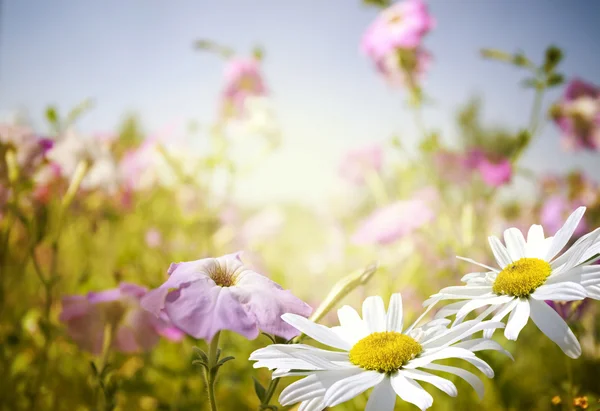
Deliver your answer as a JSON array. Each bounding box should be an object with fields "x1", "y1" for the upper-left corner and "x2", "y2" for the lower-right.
[
  {"x1": 209, "y1": 266, "x2": 235, "y2": 287},
  {"x1": 349, "y1": 332, "x2": 422, "y2": 373},
  {"x1": 492, "y1": 257, "x2": 552, "y2": 298}
]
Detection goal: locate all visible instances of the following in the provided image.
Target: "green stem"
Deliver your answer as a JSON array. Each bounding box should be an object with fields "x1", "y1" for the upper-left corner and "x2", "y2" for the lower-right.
[
  {"x1": 206, "y1": 331, "x2": 221, "y2": 411},
  {"x1": 565, "y1": 357, "x2": 574, "y2": 411},
  {"x1": 260, "y1": 378, "x2": 280, "y2": 409}
]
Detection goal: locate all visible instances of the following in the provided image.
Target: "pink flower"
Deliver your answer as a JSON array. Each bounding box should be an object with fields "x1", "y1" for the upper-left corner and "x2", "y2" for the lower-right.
[
  {"x1": 145, "y1": 228, "x2": 163, "y2": 248},
  {"x1": 540, "y1": 195, "x2": 588, "y2": 237},
  {"x1": 339, "y1": 144, "x2": 383, "y2": 184},
  {"x1": 352, "y1": 191, "x2": 435, "y2": 245},
  {"x1": 141, "y1": 253, "x2": 312, "y2": 341},
  {"x1": 0, "y1": 124, "x2": 52, "y2": 179},
  {"x1": 361, "y1": 0, "x2": 435, "y2": 59},
  {"x1": 551, "y1": 78, "x2": 600, "y2": 151},
  {"x1": 220, "y1": 58, "x2": 267, "y2": 119},
  {"x1": 60, "y1": 283, "x2": 184, "y2": 355},
  {"x1": 477, "y1": 156, "x2": 512, "y2": 187}
]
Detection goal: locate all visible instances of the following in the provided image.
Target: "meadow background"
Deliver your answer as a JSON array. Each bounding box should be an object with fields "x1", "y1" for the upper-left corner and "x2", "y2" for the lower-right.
[{"x1": 0, "y1": 1, "x2": 599, "y2": 410}]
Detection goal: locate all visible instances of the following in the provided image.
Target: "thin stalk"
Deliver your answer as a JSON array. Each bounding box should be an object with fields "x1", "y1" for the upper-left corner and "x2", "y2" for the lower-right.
[
  {"x1": 206, "y1": 331, "x2": 221, "y2": 411},
  {"x1": 260, "y1": 378, "x2": 280, "y2": 410}
]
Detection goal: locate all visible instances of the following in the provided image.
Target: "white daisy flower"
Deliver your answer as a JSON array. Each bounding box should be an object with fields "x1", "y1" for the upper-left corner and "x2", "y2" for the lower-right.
[
  {"x1": 250, "y1": 294, "x2": 507, "y2": 411},
  {"x1": 427, "y1": 206, "x2": 600, "y2": 359}
]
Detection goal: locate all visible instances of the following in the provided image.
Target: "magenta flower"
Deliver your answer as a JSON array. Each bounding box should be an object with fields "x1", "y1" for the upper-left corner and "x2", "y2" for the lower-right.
[
  {"x1": 546, "y1": 300, "x2": 589, "y2": 322},
  {"x1": 476, "y1": 156, "x2": 512, "y2": 187},
  {"x1": 0, "y1": 123, "x2": 53, "y2": 179},
  {"x1": 220, "y1": 58, "x2": 267, "y2": 119},
  {"x1": 361, "y1": 0, "x2": 435, "y2": 59},
  {"x1": 140, "y1": 253, "x2": 312, "y2": 341},
  {"x1": 60, "y1": 283, "x2": 184, "y2": 355},
  {"x1": 352, "y1": 190, "x2": 435, "y2": 245},
  {"x1": 339, "y1": 143, "x2": 383, "y2": 184},
  {"x1": 551, "y1": 78, "x2": 600, "y2": 151}
]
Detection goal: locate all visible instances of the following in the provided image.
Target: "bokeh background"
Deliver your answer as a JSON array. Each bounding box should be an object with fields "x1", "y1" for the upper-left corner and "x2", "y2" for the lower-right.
[{"x1": 1, "y1": 1, "x2": 599, "y2": 410}]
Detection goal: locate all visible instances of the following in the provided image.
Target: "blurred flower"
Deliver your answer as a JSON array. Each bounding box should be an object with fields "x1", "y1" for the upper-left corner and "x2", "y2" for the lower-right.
[
  {"x1": 220, "y1": 57, "x2": 267, "y2": 120},
  {"x1": 60, "y1": 282, "x2": 183, "y2": 355},
  {"x1": 573, "y1": 396, "x2": 588, "y2": 409},
  {"x1": 429, "y1": 207, "x2": 600, "y2": 358},
  {"x1": 546, "y1": 300, "x2": 589, "y2": 322},
  {"x1": 47, "y1": 129, "x2": 118, "y2": 192},
  {"x1": 145, "y1": 228, "x2": 163, "y2": 249},
  {"x1": 352, "y1": 191, "x2": 435, "y2": 245},
  {"x1": 432, "y1": 150, "x2": 473, "y2": 185},
  {"x1": 476, "y1": 156, "x2": 512, "y2": 187},
  {"x1": 141, "y1": 253, "x2": 312, "y2": 341},
  {"x1": 541, "y1": 195, "x2": 587, "y2": 237},
  {"x1": 551, "y1": 78, "x2": 600, "y2": 151},
  {"x1": 0, "y1": 123, "x2": 53, "y2": 180},
  {"x1": 251, "y1": 294, "x2": 507, "y2": 410},
  {"x1": 339, "y1": 144, "x2": 383, "y2": 184},
  {"x1": 361, "y1": 0, "x2": 435, "y2": 59}
]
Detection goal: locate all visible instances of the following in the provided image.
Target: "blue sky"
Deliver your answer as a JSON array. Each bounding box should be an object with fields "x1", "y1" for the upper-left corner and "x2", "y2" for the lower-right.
[{"x1": 1, "y1": 1, "x2": 599, "y2": 205}]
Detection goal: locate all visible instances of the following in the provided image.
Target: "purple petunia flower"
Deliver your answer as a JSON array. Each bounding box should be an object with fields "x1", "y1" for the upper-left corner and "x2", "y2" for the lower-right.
[
  {"x1": 220, "y1": 58, "x2": 267, "y2": 120},
  {"x1": 477, "y1": 156, "x2": 512, "y2": 187},
  {"x1": 140, "y1": 253, "x2": 312, "y2": 342},
  {"x1": 551, "y1": 78, "x2": 600, "y2": 151},
  {"x1": 60, "y1": 282, "x2": 184, "y2": 355}
]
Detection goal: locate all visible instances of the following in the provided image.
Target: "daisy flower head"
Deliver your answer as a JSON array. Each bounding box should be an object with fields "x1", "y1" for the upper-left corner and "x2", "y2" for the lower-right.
[
  {"x1": 250, "y1": 293, "x2": 507, "y2": 411},
  {"x1": 428, "y1": 206, "x2": 600, "y2": 358}
]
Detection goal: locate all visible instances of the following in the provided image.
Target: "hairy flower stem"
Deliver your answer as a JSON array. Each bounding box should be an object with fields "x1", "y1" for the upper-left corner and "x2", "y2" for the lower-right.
[
  {"x1": 206, "y1": 331, "x2": 221, "y2": 411},
  {"x1": 95, "y1": 324, "x2": 116, "y2": 411}
]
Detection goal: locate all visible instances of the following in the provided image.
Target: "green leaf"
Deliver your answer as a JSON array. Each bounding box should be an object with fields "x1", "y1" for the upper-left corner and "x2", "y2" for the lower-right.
[
  {"x1": 520, "y1": 77, "x2": 541, "y2": 89},
  {"x1": 252, "y1": 377, "x2": 266, "y2": 402},
  {"x1": 480, "y1": 48, "x2": 512, "y2": 62},
  {"x1": 45, "y1": 106, "x2": 59, "y2": 127},
  {"x1": 362, "y1": 0, "x2": 392, "y2": 8},
  {"x1": 90, "y1": 361, "x2": 99, "y2": 377},
  {"x1": 546, "y1": 73, "x2": 565, "y2": 87},
  {"x1": 512, "y1": 52, "x2": 533, "y2": 68},
  {"x1": 252, "y1": 46, "x2": 265, "y2": 61},
  {"x1": 192, "y1": 346, "x2": 209, "y2": 363},
  {"x1": 65, "y1": 98, "x2": 94, "y2": 126}
]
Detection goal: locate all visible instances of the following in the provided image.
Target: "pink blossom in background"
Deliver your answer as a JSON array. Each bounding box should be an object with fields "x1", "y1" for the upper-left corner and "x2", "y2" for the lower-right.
[
  {"x1": 361, "y1": 0, "x2": 435, "y2": 59},
  {"x1": 477, "y1": 156, "x2": 512, "y2": 187},
  {"x1": 352, "y1": 191, "x2": 435, "y2": 245},
  {"x1": 0, "y1": 124, "x2": 53, "y2": 179},
  {"x1": 551, "y1": 78, "x2": 600, "y2": 151},
  {"x1": 141, "y1": 253, "x2": 312, "y2": 341},
  {"x1": 540, "y1": 195, "x2": 588, "y2": 237},
  {"x1": 60, "y1": 283, "x2": 184, "y2": 355},
  {"x1": 145, "y1": 228, "x2": 163, "y2": 248},
  {"x1": 546, "y1": 300, "x2": 589, "y2": 322},
  {"x1": 432, "y1": 150, "x2": 473, "y2": 185},
  {"x1": 339, "y1": 143, "x2": 383, "y2": 184},
  {"x1": 220, "y1": 58, "x2": 267, "y2": 119}
]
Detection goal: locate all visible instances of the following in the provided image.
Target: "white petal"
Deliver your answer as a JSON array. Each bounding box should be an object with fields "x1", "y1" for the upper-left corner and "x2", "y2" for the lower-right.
[
  {"x1": 527, "y1": 224, "x2": 545, "y2": 245},
  {"x1": 421, "y1": 320, "x2": 504, "y2": 350},
  {"x1": 483, "y1": 299, "x2": 518, "y2": 339},
  {"x1": 504, "y1": 228, "x2": 526, "y2": 261},
  {"x1": 462, "y1": 356, "x2": 495, "y2": 378},
  {"x1": 587, "y1": 284, "x2": 600, "y2": 299},
  {"x1": 390, "y1": 373, "x2": 433, "y2": 410},
  {"x1": 337, "y1": 305, "x2": 363, "y2": 328},
  {"x1": 546, "y1": 206, "x2": 586, "y2": 261},
  {"x1": 460, "y1": 272, "x2": 488, "y2": 283},
  {"x1": 279, "y1": 375, "x2": 326, "y2": 405},
  {"x1": 422, "y1": 363, "x2": 485, "y2": 399},
  {"x1": 529, "y1": 299, "x2": 581, "y2": 358},
  {"x1": 454, "y1": 295, "x2": 513, "y2": 324},
  {"x1": 386, "y1": 293, "x2": 404, "y2": 333},
  {"x1": 531, "y1": 282, "x2": 587, "y2": 302},
  {"x1": 429, "y1": 285, "x2": 495, "y2": 303},
  {"x1": 401, "y1": 369, "x2": 457, "y2": 397},
  {"x1": 335, "y1": 306, "x2": 369, "y2": 345},
  {"x1": 488, "y1": 236, "x2": 513, "y2": 268},
  {"x1": 323, "y1": 370, "x2": 384, "y2": 407},
  {"x1": 434, "y1": 301, "x2": 469, "y2": 319},
  {"x1": 405, "y1": 347, "x2": 476, "y2": 369},
  {"x1": 282, "y1": 314, "x2": 352, "y2": 350},
  {"x1": 456, "y1": 256, "x2": 499, "y2": 273},
  {"x1": 551, "y1": 228, "x2": 600, "y2": 273},
  {"x1": 454, "y1": 338, "x2": 514, "y2": 360},
  {"x1": 362, "y1": 296, "x2": 386, "y2": 333},
  {"x1": 504, "y1": 299, "x2": 530, "y2": 341},
  {"x1": 365, "y1": 378, "x2": 396, "y2": 411},
  {"x1": 298, "y1": 397, "x2": 325, "y2": 411}
]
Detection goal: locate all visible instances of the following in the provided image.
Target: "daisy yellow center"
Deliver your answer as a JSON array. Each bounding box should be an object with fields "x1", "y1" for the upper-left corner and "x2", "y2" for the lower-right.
[
  {"x1": 349, "y1": 332, "x2": 422, "y2": 373},
  {"x1": 492, "y1": 257, "x2": 552, "y2": 298}
]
